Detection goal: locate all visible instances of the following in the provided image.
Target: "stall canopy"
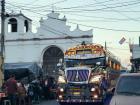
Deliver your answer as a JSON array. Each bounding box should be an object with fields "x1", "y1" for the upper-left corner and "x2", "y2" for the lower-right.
[{"x1": 4, "y1": 62, "x2": 43, "y2": 80}]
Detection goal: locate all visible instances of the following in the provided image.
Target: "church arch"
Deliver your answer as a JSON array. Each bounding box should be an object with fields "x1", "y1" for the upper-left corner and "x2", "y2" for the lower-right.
[{"x1": 42, "y1": 45, "x2": 64, "y2": 77}]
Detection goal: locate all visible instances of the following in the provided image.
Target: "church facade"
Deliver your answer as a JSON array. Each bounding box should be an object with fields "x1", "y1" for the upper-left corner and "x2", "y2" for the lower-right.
[{"x1": 4, "y1": 11, "x2": 93, "y2": 77}]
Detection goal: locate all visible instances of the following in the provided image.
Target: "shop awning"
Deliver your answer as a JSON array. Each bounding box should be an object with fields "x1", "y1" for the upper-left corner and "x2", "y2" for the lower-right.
[{"x1": 4, "y1": 62, "x2": 43, "y2": 80}]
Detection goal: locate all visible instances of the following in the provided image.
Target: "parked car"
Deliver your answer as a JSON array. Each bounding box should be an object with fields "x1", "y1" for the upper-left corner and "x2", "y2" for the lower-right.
[
  {"x1": 120, "y1": 69, "x2": 129, "y2": 74},
  {"x1": 110, "y1": 73, "x2": 140, "y2": 105}
]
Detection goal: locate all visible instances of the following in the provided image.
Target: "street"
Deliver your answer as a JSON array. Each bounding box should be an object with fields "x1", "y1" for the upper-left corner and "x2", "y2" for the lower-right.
[
  {"x1": 39, "y1": 100, "x2": 59, "y2": 105},
  {"x1": 38, "y1": 100, "x2": 110, "y2": 105}
]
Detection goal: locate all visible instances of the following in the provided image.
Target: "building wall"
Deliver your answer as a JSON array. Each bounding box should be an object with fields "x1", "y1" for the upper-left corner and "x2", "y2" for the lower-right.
[
  {"x1": 5, "y1": 37, "x2": 91, "y2": 65},
  {"x1": 4, "y1": 12, "x2": 93, "y2": 75},
  {"x1": 131, "y1": 45, "x2": 140, "y2": 59}
]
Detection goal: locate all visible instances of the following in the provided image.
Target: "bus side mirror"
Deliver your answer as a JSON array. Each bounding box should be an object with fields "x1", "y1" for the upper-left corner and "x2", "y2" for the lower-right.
[
  {"x1": 96, "y1": 62, "x2": 101, "y2": 66},
  {"x1": 57, "y1": 58, "x2": 63, "y2": 68},
  {"x1": 91, "y1": 62, "x2": 101, "y2": 72},
  {"x1": 57, "y1": 63, "x2": 62, "y2": 67}
]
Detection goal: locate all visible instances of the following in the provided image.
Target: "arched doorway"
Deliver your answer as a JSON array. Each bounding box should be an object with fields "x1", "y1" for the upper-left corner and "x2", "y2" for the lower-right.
[{"x1": 43, "y1": 46, "x2": 64, "y2": 77}]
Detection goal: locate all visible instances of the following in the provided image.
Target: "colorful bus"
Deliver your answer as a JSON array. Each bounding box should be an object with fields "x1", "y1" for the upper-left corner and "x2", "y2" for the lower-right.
[{"x1": 57, "y1": 43, "x2": 121, "y2": 105}]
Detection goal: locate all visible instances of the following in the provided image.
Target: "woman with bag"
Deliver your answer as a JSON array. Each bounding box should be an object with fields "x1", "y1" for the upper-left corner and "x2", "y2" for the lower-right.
[{"x1": 17, "y1": 82, "x2": 26, "y2": 105}]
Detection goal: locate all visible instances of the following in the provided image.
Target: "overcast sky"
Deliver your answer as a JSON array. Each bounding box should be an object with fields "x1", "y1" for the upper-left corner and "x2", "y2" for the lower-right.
[{"x1": 4, "y1": 0, "x2": 140, "y2": 68}]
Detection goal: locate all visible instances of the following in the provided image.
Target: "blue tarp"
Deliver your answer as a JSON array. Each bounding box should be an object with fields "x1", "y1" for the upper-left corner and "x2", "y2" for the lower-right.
[{"x1": 4, "y1": 62, "x2": 43, "y2": 80}]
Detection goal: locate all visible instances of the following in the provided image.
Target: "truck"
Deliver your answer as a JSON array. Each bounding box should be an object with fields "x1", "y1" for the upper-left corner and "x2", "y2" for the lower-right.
[{"x1": 57, "y1": 42, "x2": 121, "y2": 105}]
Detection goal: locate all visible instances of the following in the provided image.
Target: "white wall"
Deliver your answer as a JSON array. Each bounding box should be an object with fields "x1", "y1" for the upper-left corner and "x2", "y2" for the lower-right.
[
  {"x1": 5, "y1": 12, "x2": 93, "y2": 65},
  {"x1": 132, "y1": 45, "x2": 140, "y2": 59}
]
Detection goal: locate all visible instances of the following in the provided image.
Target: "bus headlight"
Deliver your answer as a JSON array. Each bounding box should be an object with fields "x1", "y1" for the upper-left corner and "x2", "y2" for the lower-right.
[
  {"x1": 58, "y1": 76, "x2": 66, "y2": 83},
  {"x1": 59, "y1": 95, "x2": 63, "y2": 99},
  {"x1": 89, "y1": 75, "x2": 102, "y2": 83},
  {"x1": 91, "y1": 88, "x2": 95, "y2": 92},
  {"x1": 93, "y1": 94, "x2": 98, "y2": 99},
  {"x1": 60, "y1": 88, "x2": 64, "y2": 92}
]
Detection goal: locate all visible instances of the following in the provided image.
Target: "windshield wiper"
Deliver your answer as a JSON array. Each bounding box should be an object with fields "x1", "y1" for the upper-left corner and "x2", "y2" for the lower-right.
[{"x1": 117, "y1": 91, "x2": 140, "y2": 96}]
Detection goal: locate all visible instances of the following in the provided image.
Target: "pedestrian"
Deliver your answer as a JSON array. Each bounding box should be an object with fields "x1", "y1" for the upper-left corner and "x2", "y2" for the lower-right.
[
  {"x1": 17, "y1": 82, "x2": 26, "y2": 105},
  {"x1": 100, "y1": 75, "x2": 109, "y2": 103},
  {"x1": 43, "y1": 79, "x2": 50, "y2": 99},
  {"x1": 100, "y1": 76, "x2": 109, "y2": 92},
  {"x1": 5, "y1": 74, "x2": 18, "y2": 105},
  {"x1": 27, "y1": 83, "x2": 34, "y2": 103}
]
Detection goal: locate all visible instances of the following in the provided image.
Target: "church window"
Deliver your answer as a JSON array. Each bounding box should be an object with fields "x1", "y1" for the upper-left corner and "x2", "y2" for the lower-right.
[{"x1": 8, "y1": 18, "x2": 17, "y2": 32}]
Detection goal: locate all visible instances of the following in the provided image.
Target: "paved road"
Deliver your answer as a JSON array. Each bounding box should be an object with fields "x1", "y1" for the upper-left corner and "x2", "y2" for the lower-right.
[
  {"x1": 39, "y1": 100, "x2": 59, "y2": 105},
  {"x1": 38, "y1": 99, "x2": 111, "y2": 105}
]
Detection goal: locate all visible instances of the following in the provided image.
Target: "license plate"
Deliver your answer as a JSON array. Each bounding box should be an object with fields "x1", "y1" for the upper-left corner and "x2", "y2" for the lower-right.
[{"x1": 73, "y1": 92, "x2": 80, "y2": 96}]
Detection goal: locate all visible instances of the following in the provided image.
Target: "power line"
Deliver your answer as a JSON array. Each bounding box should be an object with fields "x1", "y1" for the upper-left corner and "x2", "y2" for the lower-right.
[
  {"x1": 6, "y1": 2, "x2": 140, "y2": 33},
  {"x1": 64, "y1": 13, "x2": 140, "y2": 21},
  {"x1": 40, "y1": 9, "x2": 140, "y2": 13},
  {"x1": 32, "y1": 0, "x2": 140, "y2": 13},
  {"x1": 19, "y1": 0, "x2": 40, "y2": 5},
  {"x1": 6, "y1": 4, "x2": 140, "y2": 22},
  {"x1": 68, "y1": 18, "x2": 118, "y2": 22},
  {"x1": 90, "y1": 10, "x2": 140, "y2": 13},
  {"x1": 5, "y1": 41, "x2": 84, "y2": 46},
  {"x1": 6, "y1": 1, "x2": 140, "y2": 22},
  {"x1": 94, "y1": 0, "x2": 140, "y2": 23},
  {"x1": 67, "y1": 20, "x2": 140, "y2": 32},
  {"x1": 55, "y1": 0, "x2": 115, "y2": 10},
  {"x1": 36, "y1": 23, "x2": 87, "y2": 44},
  {"x1": 6, "y1": 0, "x2": 140, "y2": 12},
  {"x1": 7, "y1": 5, "x2": 92, "y2": 44},
  {"x1": 7, "y1": 0, "x2": 68, "y2": 10},
  {"x1": 5, "y1": 6, "x2": 88, "y2": 44},
  {"x1": 55, "y1": 0, "x2": 140, "y2": 11},
  {"x1": 107, "y1": 45, "x2": 140, "y2": 51}
]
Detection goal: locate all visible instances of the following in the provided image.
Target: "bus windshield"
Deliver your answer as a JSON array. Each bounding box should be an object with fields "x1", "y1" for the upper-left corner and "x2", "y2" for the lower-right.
[{"x1": 65, "y1": 57, "x2": 105, "y2": 68}]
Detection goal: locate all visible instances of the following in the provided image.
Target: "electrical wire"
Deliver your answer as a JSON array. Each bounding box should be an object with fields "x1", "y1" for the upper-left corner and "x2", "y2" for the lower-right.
[
  {"x1": 107, "y1": 46, "x2": 140, "y2": 51},
  {"x1": 6, "y1": 1, "x2": 140, "y2": 22},
  {"x1": 6, "y1": 4, "x2": 140, "y2": 22},
  {"x1": 46, "y1": 16, "x2": 140, "y2": 32},
  {"x1": 35, "y1": 22, "x2": 90, "y2": 44},
  {"x1": 54, "y1": 0, "x2": 140, "y2": 11},
  {"x1": 60, "y1": 12, "x2": 140, "y2": 21},
  {"x1": 19, "y1": 0, "x2": 40, "y2": 5},
  {"x1": 55, "y1": 0, "x2": 115, "y2": 10},
  {"x1": 6, "y1": 3, "x2": 140, "y2": 33},
  {"x1": 93, "y1": 0, "x2": 140, "y2": 22},
  {"x1": 6, "y1": 0, "x2": 140, "y2": 12},
  {"x1": 4, "y1": 0, "x2": 137, "y2": 66},
  {"x1": 7, "y1": 0, "x2": 68, "y2": 9}
]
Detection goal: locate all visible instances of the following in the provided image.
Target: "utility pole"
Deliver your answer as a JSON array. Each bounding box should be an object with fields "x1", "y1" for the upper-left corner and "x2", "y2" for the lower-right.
[
  {"x1": 1, "y1": 0, "x2": 5, "y2": 82},
  {"x1": 139, "y1": 36, "x2": 140, "y2": 47},
  {"x1": 105, "y1": 41, "x2": 107, "y2": 50},
  {"x1": 104, "y1": 41, "x2": 109, "y2": 81}
]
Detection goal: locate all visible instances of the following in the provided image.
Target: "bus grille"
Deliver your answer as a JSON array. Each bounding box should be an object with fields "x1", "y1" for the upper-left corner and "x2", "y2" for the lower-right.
[{"x1": 67, "y1": 70, "x2": 89, "y2": 82}]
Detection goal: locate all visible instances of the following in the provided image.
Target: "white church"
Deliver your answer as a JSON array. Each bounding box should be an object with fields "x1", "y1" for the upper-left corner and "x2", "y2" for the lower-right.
[{"x1": 4, "y1": 11, "x2": 93, "y2": 77}]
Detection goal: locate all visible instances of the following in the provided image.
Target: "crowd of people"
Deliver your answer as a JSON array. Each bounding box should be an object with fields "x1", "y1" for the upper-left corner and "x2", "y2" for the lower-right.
[
  {"x1": 0, "y1": 74, "x2": 57, "y2": 105},
  {"x1": 0, "y1": 73, "x2": 111, "y2": 105}
]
